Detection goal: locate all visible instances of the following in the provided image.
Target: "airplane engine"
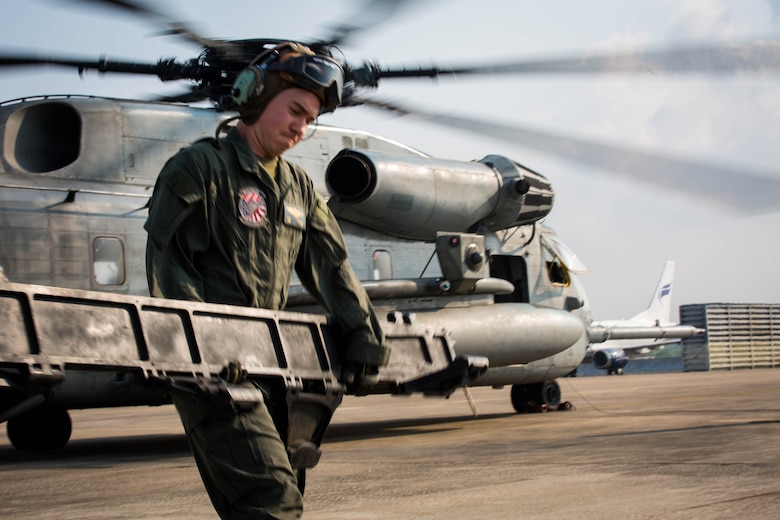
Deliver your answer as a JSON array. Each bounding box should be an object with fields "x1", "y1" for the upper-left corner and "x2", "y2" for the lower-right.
[
  {"x1": 593, "y1": 348, "x2": 629, "y2": 373},
  {"x1": 325, "y1": 149, "x2": 554, "y2": 241}
]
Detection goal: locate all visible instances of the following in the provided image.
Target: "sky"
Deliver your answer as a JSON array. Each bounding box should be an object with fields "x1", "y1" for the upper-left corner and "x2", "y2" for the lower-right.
[{"x1": 1, "y1": 0, "x2": 779, "y2": 320}]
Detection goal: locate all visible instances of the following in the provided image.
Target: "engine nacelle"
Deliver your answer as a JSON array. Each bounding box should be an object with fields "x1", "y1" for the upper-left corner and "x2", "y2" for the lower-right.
[
  {"x1": 325, "y1": 149, "x2": 554, "y2": 241},
  {"x1": 593, "y1": 348, "x2": 629, "y2": 372}
]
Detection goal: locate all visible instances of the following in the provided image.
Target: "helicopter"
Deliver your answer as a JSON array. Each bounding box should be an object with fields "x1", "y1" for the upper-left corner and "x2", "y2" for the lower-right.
[{"x1": 0, "y1": 0, "x2": 777, "y2": 451}]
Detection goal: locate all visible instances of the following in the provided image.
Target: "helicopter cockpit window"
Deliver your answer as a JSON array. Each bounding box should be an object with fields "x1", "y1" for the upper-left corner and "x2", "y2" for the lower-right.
[
  {"x1": 542, "y1": 240, "x2": 569, "y2": 287},
  {"x1": 372, "y1": 249, "x2": 392, "y2": 280},
  {"x1": 92, "y1": 237, "x2": 126, "y2": 286},
  {"x1": 541, "y1": 234, "x2": 589, "y2": 273}
]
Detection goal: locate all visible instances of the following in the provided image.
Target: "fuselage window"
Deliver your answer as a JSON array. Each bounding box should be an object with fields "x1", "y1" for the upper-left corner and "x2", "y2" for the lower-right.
[
  {"x1": 372, "y1": 249, "x2": 393, "y2": 280},
  {"x1": 93, "y1": 237, "x2": 126, "y2": 285},
  {"x1": 7, "y1": 102, "x2": 81, "y2": 173}
]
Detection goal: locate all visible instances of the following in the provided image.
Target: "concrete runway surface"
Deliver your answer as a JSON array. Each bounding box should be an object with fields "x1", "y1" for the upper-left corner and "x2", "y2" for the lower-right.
[{"x1": 1, "y1": 369, "x2": 778, "y2": 519}]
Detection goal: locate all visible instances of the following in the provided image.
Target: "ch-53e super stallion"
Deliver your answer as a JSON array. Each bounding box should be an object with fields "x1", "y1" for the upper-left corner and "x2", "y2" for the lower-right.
[{"x1": 6, "y1": 0, "x2": 778, "y2": 466}]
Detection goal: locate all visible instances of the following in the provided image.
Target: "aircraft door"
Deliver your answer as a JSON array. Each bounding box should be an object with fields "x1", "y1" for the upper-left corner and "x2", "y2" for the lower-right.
[{"x1": 490, "y1": 255, "x2": 529, "y2": 303}]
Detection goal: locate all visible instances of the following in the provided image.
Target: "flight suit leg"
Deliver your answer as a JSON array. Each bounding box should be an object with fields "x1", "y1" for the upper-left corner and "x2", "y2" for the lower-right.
[{"x1": 170, "y1": 383, "x2": 303, "y2": 520}]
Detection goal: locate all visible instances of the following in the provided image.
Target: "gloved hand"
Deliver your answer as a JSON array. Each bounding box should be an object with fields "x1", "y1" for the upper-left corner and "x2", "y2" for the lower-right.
[
  {"x1": 219, "y1": 360, "x2": 247, "y2": 384},
  {"x1": 340, "y1": 332, "x2": 390, "y2": 394},
  {"x1": 340, "y1": 362, "x2": 380, "y2": 395}
]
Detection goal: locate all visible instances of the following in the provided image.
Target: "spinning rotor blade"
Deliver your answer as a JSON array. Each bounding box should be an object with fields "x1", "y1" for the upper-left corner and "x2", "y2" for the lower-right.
[
  {"x1": 319, "y1": 0, "x2": 420, "y2": 47},
  {"x1": 359, "y1": 97, "x2": 780, "y2": 214},
  {"x1": 0, "y1": 53, "x2": 198, "y2": 81},
  {"x1": 68, "y1": 0, "x2": 239, "y2": 58},
  {"x1": 155, "y1": 87, "x2": 212, "y2": 104},
  {"x1": 368, "y1": 41, "x2": 780, "y2": 84}
]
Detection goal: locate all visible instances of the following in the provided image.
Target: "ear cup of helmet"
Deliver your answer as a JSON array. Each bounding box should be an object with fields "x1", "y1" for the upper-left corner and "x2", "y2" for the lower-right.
[{"x1": 231, "y1": 66, "x2": 265, "y2": 108}]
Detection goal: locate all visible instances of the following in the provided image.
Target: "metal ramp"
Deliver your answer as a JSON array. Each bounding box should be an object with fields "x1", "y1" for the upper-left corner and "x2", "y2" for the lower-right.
[{"x1": 0, "y1": 281, "x2": 487, "y2": 455}]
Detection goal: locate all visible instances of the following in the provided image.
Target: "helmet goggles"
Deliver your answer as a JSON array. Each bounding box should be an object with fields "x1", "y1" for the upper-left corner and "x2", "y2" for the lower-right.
[{"x1": 266, "y1": 53, "x2": 344, "y2": 113}]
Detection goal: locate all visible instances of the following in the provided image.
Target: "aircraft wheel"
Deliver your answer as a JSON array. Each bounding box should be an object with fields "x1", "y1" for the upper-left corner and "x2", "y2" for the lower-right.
[
  {"x1": 7, "y1": 405, "x2": 72, "y2": 450},
  {"x1": 530, "y1": 380, "x2": 561, "y2": 411},
  {"x1": 510, "y1": 384, "x2": 532, "y2": 413}
]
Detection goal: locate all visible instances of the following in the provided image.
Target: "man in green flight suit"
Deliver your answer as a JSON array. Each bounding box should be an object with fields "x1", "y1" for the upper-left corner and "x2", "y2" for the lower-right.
[{"x1": 144, "y1": 43, "x2": 390, "y2": 519}]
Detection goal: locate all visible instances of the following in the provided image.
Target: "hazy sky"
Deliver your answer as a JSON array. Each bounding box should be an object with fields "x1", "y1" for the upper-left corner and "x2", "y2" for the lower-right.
[{"x1": 1, "y1": 0, "x2": 779, "y2": 319}]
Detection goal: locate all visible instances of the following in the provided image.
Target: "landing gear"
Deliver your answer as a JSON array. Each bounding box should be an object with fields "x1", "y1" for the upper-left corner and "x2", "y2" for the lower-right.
[
  {"x1": 6, "y1": 404, "x2": 72, "y2": 450},
  {"x1": 510, "y1": 380, "x2": 561, "y2": 413}
]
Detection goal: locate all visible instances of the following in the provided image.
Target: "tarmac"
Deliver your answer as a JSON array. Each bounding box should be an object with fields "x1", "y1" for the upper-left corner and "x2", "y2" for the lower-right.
[{"x1": 1, "y1": 368, "x2": 778, "y2": 519}]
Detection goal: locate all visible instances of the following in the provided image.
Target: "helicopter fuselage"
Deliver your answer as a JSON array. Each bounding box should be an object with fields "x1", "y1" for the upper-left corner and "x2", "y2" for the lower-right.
[{"x1": 0, "y1": 96, "x2": 592, "y2": 448}]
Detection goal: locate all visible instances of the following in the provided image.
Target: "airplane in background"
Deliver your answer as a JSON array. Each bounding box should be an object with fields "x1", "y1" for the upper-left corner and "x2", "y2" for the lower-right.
[{"x1": 584, "y1": 261, "x2": 702, "y2": 374}]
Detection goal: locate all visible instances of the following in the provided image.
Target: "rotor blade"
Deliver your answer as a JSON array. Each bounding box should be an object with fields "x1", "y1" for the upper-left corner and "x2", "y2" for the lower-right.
[
  {"x1": 154, "y1": 87, "x2": 210, "y2": 104},
  {"x1": 67, "y1": 0, "x2": 238, "y2": 58},
  {"x1": 358, "y1": 97, "x2": 780, "y2": 214},
  {"x1": 0, "y1": 53, "x2": 195, "y2": 80},
  {"x1": 373, "y1": 41, "x2": 780, "y2": 82},
  {"x1": 320, "y1": 0, "x2": 421, "y2": 47}
]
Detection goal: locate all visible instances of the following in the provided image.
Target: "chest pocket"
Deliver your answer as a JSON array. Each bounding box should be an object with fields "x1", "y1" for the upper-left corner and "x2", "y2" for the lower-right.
[
  {"x1": 282, "y1": 202, "x2": 307, "y2": 231},
  {"x1": 278, "y1": 196, "x2": 307, "y2": 267}
]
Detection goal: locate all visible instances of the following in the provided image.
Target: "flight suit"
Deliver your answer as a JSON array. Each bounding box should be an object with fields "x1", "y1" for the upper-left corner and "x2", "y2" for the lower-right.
[{"x1": 145, "y1": 127, "x2": 390, "y2": 519}]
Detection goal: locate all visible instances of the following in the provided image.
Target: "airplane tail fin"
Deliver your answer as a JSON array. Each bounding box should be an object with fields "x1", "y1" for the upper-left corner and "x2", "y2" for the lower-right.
[{"x1": 632, "y1": 260, "x2": 675, "y2": 324}]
